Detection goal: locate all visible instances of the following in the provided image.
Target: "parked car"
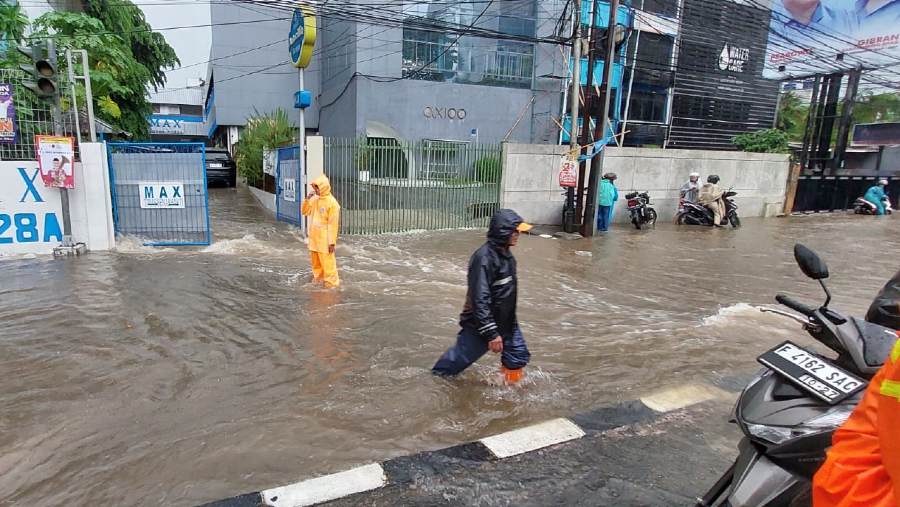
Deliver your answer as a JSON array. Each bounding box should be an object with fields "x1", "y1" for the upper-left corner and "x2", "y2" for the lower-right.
[{"x1": 205, "y1": 148, "x2": 236, "y2": 187}]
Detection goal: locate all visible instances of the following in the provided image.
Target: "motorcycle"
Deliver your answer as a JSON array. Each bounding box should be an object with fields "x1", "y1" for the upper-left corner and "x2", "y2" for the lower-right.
[
  {"x1": 625, "y1": 191, "x2": 657, "y2": 230},
  {"x1": 852, "y1": 196, "x2": 893, "y2": 215},
  {"x1": 676, "y1": 190, "x2": 741, "y2": 228},
  {"x1": 696, "y1": 244, "x2": 898, "y2": 507}
]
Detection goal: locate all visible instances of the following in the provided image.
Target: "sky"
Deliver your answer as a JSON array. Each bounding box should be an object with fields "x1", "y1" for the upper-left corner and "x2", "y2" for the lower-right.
[{"x1": 136, "y1": 0, "x2": 212, "y2": 92}]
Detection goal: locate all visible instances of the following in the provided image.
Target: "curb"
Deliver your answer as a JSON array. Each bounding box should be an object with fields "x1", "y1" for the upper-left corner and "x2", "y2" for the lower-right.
[{"x1": 199, "y1": 383, "x2": 734, "y2": 507}]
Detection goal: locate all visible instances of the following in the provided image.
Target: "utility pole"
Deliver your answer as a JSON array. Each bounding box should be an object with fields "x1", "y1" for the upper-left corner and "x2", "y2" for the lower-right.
[
  {"x1": 583, "y1": 0, "x2": 619, "y2": 237},
  {"x1": 575, "y1": 0, "x2": 599, "y2": 226},
  {"x1": 563, "y1": 0, "x2": 582, "y2": 233}
]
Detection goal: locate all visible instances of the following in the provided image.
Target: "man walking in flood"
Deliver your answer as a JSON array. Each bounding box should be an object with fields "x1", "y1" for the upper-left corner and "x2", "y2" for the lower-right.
[
  {"x1": 302, "y1": 174, "x2": 341, "y2": 288},
  {"x1": 432, "y1": 209, "x2": 532, "y2": 383}
]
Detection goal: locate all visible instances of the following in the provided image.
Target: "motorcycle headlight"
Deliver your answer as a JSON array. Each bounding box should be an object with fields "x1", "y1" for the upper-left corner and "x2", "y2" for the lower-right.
[{"x1": 745, "y1": 404, "x2": 855, "y2": 445}]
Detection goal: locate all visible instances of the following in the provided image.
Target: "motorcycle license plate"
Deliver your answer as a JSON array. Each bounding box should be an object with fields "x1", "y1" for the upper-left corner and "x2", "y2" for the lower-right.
[{"x1": 757, "y1": 341, "x2": 867, "y2": 404}]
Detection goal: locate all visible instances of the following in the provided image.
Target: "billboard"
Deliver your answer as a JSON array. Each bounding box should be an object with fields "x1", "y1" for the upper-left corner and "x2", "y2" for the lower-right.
[{"x1": 765, "y1": 0, "x2": 900, "y2": 78}]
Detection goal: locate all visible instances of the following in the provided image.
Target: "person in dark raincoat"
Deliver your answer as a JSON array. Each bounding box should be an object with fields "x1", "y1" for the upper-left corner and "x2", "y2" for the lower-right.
[{"x1": 432, "y1": 209, "x2": 532, "y2": 382}]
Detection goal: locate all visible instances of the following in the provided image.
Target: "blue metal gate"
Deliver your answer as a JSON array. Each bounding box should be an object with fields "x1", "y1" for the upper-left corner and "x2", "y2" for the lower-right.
[
  {"x1": 107, "y1": 142, "x2": 211, "y2": 246},
  {"x1": 275, "y1": 145, "x2": 303, "y2": 226}
]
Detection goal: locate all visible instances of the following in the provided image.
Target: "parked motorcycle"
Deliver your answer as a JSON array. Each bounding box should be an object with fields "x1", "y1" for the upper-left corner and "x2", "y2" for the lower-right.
[
  {"x1": 676, "y1": 190, "x2": 741, "y2": 228},
  {"x1": 852, "y1": 196, "x2": 893, "y2": 215},
  {"x1": 625, "y1": 191, "x2": 657, "y2": 230},
  {"x1": 696, "y1": 244, "x2": 898, "y2": 507}
]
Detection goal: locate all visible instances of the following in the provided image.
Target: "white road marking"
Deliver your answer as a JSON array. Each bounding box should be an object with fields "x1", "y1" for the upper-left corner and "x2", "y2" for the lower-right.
[
  {"x1": 260, "y1": 463, "x2": 386, "y2": 507},
  {"x1": 480, "y1": 418, "x2": 586, "y2": 459},
  {"x1": 640, "y1": 384, "x2": 733, "y2": 413}
]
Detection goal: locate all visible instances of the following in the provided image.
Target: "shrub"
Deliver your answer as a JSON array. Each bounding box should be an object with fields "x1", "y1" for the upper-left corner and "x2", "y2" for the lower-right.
[
  {"x1": 234, "y1": 109, "x2": 295, "y2": 187},
  {"x1": 732, "y1": 128, "x2": 790, "y2": 153}
]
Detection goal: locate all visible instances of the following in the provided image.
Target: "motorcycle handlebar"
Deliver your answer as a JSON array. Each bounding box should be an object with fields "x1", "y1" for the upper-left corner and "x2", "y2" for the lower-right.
[{"x1": 775, "y1": 293, "x2": 816, "y2": 317}]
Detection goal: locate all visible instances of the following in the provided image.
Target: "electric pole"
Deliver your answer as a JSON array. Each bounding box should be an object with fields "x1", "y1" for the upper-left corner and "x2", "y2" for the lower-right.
[
  {"x1": 583, "y1": 0, "x2": 619, "y2": 237},
  {"x1": 576, "y1": 0, "x2": 599, "y2": 227},
  {"x1": 564, "y1": 0, "x2": 582, "y2": 233}
]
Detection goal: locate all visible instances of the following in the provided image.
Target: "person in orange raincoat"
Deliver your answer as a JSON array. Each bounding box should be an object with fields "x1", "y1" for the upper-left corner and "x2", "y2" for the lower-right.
[
  {"x1": 813, "y1": 271, "x2": 900, "y2": 507},
  {"x1": 301, "y1": 174, "x2": 340, "y2": 288}
]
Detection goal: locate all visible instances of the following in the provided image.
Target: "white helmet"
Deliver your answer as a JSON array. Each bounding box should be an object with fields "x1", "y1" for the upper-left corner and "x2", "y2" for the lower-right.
[
  {"x1": 879, "y1": 178, "x2": 889, "y2": 185},
  {"x1": 689, "y1": 172, "x2": 700, "y2": 178}
]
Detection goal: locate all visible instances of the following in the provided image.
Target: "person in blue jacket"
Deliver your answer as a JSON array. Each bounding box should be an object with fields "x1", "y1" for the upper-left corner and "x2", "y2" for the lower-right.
[
  {"x1": 432, "y1": 209, "x2": 532, "y2": 382},
  {"x1": 864, "y1": 178, "x2": 891, "y2": 215},
  {"x1": 597, "y1": 173, "x2": 619, "y2": 232}
]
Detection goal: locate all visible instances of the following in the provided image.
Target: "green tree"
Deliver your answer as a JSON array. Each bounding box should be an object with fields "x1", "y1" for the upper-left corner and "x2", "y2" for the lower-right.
[
  {"x1": 0, "y1": 2, "x2": 28, "y2": 48},
  {"x1": 234, "y1": 109, "x2": 296, "y2": 187},
  {"x1": 776, "y1": 91, "x2": 808, "y2": 143},
  {"x1": 30, "y1": 6, "x2": 177, "y2": 138},
  {"x1": 852, "y1": 92, "x2": 900, "y2": 125},
  {"x1": 732, "y1": 128, "x2": 790, "y2": 153}
]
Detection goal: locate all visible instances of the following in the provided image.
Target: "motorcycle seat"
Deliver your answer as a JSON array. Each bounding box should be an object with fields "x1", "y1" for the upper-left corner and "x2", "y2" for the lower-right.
[{"x1": 852, "y1": 317, "x2": 898, "y2": 368}]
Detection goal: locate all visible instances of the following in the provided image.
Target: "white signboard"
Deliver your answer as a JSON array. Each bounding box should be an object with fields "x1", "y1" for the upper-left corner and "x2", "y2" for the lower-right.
[
  {"x1": 0, "y1": 162, "x2": 64, "y2": 255},
  {"x1": 283, "y1": 178, "x2": 296, "y2": 202},
  {"x1": 263, "y1": 149, "x2": 276, "y2": 176},
  {"x1": 139, "y1": 181, "x2": 185, "y2": 209}
]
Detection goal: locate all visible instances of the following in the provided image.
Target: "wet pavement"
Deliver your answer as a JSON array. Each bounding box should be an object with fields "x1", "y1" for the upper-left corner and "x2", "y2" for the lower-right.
[{"x1": 1, "y1": 186, "x2": 897, "y2": 506}]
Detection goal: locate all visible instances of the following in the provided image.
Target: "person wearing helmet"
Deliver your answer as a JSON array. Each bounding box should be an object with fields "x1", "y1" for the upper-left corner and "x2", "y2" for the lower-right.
[
  {"x1": 432, "y1": 209, "x2": 532, "y2": 383},
  {"x1": 679, "y1": 172, "x2": 701, "y2": 212},
  {"x1": 813, "y1": 272, "x2": 900, "y2": 506},
  {"x1": 863, "y1": 178, "x2": 891, "y2": 215},
  {"x1": 597, "y1": 173, "x2": 619, "y2": 232},
  {"x1": 698, "y1": 174, "x2": 726, "y2": 226}
]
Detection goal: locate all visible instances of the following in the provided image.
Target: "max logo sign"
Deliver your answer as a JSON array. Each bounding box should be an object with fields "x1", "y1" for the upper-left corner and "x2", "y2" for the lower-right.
[
  {"x1": 139, "y1": 182, "x2": 186, "y2": 209},
  {"x1": 148, "y1": 118, "x2": 186, "y2": 134}
]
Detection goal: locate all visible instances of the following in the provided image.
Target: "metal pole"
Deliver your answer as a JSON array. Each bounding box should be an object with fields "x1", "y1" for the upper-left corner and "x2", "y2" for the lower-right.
[
  {"x1": 46, "y1": 40, "x2": 73, "y2": 247},
  {"x1": 564, "y1": 1, "x2": 582, "y2": 233},
  {"x1": 832, "y1": 68, "x2": 860, "y2": 173},
  {"x1": 80, "y1": 50, "x2": 97, "y2": 143},
  {"x1": 65, "y1": 50, "x2": 82, "y2": 147},
  {"x1": 799, "y1": 74, "x2": 820, "y2": 171},
  {"x1": 583, "y1": 0, "x2": 619, "y2": 237}
]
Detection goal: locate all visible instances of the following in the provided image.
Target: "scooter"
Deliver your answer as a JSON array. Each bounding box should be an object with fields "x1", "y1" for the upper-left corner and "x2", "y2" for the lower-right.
[
  {"x1": 676, "y1": 190, "x2": 741, "y2": 228},
  {"x1": 852, "y1": 196, "x2": 893, "y2": 215},
  {"x1": 696, "y1": 244, "x2": 898, "y2": 507},
  {"x1": 625, "y1": 191, "x2": 657, "y2": 230}
]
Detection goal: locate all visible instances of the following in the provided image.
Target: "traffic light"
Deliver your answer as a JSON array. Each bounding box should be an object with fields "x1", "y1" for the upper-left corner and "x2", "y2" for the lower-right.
[{"x1": 16, "y1": 41, "x2": 58, "y2": 100}]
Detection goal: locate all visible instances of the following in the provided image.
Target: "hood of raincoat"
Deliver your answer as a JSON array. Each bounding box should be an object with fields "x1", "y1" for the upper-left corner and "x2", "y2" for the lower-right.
[
  {"x1": 487, "y1": 209, "x2": 529, "y2": 247},
  {"x1": 312, "y1": 174, "x2": 332, "y2": 197}
]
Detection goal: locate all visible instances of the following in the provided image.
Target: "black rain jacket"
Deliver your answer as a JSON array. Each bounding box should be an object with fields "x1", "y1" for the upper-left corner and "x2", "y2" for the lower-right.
[
  {"x1": 867, "y1": 269, "x2": 900, "y2": 330},
  {"x1": 459, "y1": 209, "x2": 524, "y2": 341}
]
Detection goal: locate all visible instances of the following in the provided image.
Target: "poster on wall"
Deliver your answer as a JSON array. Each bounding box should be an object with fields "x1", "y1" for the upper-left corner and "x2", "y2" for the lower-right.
[
  {"x1": 0, "y1": 83, "x2": 17, "y2": 144},
  {"x1": 35, "y1": 136, "x2": 76, "y2": 189},
  {"x1": 559, "y1": 157, "x2": 578, "y2": 187},
  {"x1": 283, "y1": 178, "x2": 296, "y2": 202},
  {"x1": 765, "y1": 0, "x2": 900, "y2": 79}
]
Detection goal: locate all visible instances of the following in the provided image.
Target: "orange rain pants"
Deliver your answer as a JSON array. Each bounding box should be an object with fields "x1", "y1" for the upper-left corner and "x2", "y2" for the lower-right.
[{"x1": 813, "y1": 337, "x2": 900, "y2": 507}]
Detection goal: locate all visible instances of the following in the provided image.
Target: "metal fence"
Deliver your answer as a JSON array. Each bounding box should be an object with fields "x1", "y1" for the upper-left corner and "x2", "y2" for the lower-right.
[
  {"x1": 793, "y1": 175, "x2": 900, "y2": 212},
  {"x1": 0, "y1": 68, "x2": 80, "y2": 161},
  {"x1": 107, "y1": 143, "x2": 211, "y2": 246},
  {"x1": 275, "y1": 145, "x2": 303, "y2": 226},
  {"x1": 323, "y1": 137, "x2": 502, "y2": 234}
]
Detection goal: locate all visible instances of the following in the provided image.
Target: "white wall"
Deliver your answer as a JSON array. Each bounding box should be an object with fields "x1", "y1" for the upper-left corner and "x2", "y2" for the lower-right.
[
  {"x1": 0, "y1": 142, "x2": 115, "y2": 255},
  {"x1": 500, "y1": 144, "x2": 791, "y2": 225}
]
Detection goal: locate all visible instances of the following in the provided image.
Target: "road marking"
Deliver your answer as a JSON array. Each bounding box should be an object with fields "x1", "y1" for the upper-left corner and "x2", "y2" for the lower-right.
[
  {"x1": 479, "y1": 418, "x2": 585, "y2": 459},
  {"x1": 640, "y1": 383, "x2": 732, "y2": 413},
  {"x1": 260, "y1": 463, "x2": 386, "y2": 507}
]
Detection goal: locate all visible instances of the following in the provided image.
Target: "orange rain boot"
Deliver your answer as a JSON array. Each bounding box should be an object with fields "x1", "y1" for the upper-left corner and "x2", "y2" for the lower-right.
[{"x1": 501, "y1": 365, "x2": 525, "y2": 384}]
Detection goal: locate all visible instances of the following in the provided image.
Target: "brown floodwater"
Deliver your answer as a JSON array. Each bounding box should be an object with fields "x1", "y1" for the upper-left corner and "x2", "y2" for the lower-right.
[{"x1": 1, "y1": 187, "x2": 897, "y2": 506}]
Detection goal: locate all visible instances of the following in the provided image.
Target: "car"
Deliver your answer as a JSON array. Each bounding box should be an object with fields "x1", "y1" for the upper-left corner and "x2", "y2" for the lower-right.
[{"x1": 205, "y1": 148, "x2": 236, "y2": 187}]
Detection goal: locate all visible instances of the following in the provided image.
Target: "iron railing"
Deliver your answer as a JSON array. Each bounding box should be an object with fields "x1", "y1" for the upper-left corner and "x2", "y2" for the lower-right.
[
  {"x1": 0, "y1": 68, "x2": 80, "y2": 161},
  {"x1": 323, "y1": 137, "x2": 502, "y2": 234},
  {"x1": 401, "y1": 37, "x2": 534, "y2": 87}
]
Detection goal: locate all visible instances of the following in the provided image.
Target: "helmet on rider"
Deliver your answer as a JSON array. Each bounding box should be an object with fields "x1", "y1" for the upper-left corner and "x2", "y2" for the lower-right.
[
  {"x1": 878, "y1": 178, "x2": 889, "y2": 186},
  {"x1": 707, "y1": 174, "x2": 720, "y2": 184},
  {"x1": 689, "y1": 172, "x2": 700, "y2": 182}
]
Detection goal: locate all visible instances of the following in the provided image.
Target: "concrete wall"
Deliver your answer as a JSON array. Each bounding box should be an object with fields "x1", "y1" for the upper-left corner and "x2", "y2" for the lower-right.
[
  {"x1": 500, "y1": 144, "x2": 791, "y2": 225},
  {"x1": 0, "y1": 143, "x2": 115, "y2": 255}
]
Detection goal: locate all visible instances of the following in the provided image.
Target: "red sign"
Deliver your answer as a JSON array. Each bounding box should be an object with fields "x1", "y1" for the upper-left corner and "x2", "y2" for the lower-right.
[{"x1": 559, "y1": 158, "x2": 577, "y2": 188}]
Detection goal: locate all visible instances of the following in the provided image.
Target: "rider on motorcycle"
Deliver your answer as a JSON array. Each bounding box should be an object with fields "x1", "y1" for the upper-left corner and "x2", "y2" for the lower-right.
[
  {"x1": 679, "y1": 172, "x2": 701, "y2": 212},
  {"x1": 698, "y1": 174, "x2": 726, "y2": 226},
  {"x1": 813, "y1": 270, "x2": 900, "y2": 506},
  {"x1": 863, "y1": 179, "x2": 890, "y2": 215}
]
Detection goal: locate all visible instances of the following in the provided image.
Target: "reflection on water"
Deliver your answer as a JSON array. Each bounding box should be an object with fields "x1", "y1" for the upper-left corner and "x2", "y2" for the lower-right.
[{"x1": 1, "y1": 187, "x2": 898, "y2": 505}]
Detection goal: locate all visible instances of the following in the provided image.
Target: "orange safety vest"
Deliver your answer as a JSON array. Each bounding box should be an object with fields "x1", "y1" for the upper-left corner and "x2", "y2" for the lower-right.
[{"x1": 813, "y1": 337, "x2": 900, "y2": 507}]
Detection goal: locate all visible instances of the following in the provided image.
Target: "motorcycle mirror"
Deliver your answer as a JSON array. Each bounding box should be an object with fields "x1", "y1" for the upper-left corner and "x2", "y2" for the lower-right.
[{"x1": 794, "y1": 244, "x2": 829, "y2": 280}]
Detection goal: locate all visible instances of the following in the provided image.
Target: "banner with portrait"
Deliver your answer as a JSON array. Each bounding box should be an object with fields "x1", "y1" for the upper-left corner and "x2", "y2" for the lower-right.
[{"x1": 35, "y1": 136, "x2": 76, "y2": 189}]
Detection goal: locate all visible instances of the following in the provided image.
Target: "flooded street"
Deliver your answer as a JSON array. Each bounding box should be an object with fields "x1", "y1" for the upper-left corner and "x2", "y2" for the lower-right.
[{"x1": 1, "y1": 187, "x2": 897, "y2": 506}]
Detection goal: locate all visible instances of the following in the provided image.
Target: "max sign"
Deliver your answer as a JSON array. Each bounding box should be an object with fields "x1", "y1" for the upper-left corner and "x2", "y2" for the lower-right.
[
  {"x1": 148, "y1": 118, "x2": 185, "y2": 135},
  {"x1": 139, "y1": 182, "x2": 185, "y2": 209}
]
